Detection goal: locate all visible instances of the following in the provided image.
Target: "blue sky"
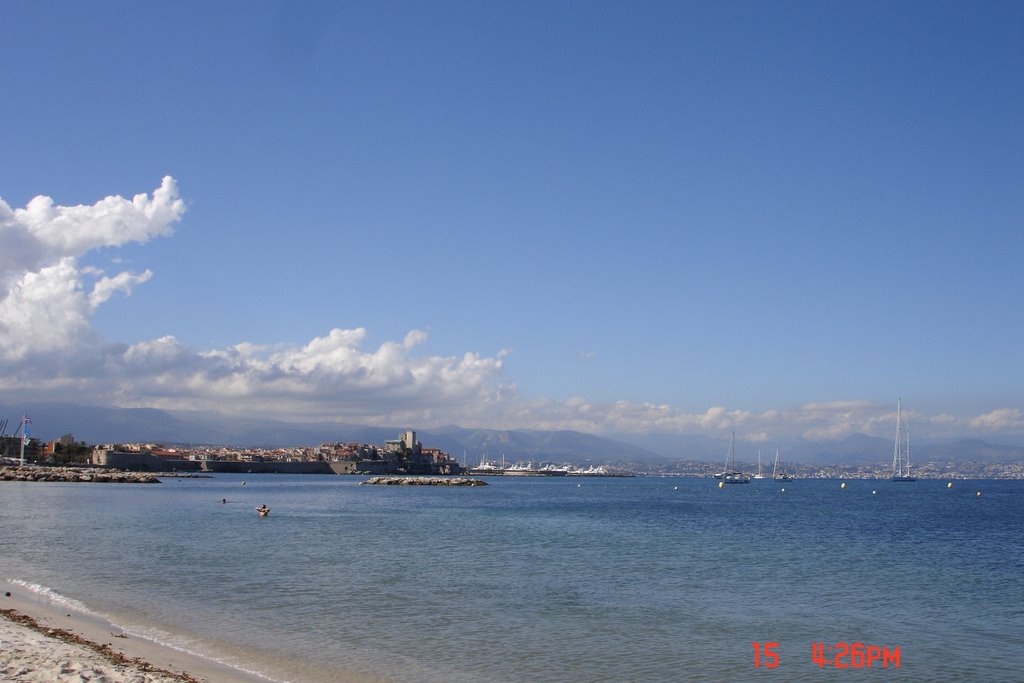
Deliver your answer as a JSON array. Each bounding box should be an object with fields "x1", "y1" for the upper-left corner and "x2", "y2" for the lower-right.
[{"x1": 1, "y1": 1, "x2": 1022, "y2": 444}]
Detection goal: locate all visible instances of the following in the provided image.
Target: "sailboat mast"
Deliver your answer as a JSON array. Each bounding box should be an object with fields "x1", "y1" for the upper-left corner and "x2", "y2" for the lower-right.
[
  {"x1": 892, "y1": 398, "x2": 903, "y2": 476},
  {"x1": 889, "y1": 398, "x2": 917, "y2": 482},
  {"x1": 905, "y1": 413, "x2": 911, "y2": 476}
]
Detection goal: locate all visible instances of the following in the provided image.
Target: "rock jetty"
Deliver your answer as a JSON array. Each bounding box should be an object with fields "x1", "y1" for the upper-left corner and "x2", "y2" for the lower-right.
[
  {"x1": 0, "y1": 467, "x2": 161, "y2": 484},
  {"x1": 361, "y1": 476, "x2": 487, "y2": 486}
]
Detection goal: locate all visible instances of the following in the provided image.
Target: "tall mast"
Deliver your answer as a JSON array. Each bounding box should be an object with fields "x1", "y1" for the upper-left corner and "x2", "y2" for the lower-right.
[
  {"x1": 905, "y1": 413, "x2": 911, "y2": 476},
  {"x1": 892, "y1": 399, "x2": 902, "y2": 476}
]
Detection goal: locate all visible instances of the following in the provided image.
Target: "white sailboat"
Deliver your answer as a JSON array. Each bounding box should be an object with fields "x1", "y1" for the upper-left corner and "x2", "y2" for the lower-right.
[
  {"x1": 721, "y1": 431, "x2": 750, "y2": 484},
  {"x1": 891, "y1": 398, "x2": 917, "y2": 482},
  {"x1": 771, "y1": 447, "x2": 792, "y2": 481},
  {"x1": 753, "y1": 449, "x2": 766, "y2": 479}
]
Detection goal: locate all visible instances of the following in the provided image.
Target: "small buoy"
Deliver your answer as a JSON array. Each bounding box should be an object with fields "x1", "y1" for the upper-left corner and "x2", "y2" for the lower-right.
[
  {"x1": 976, "y1": 491, "x2": 982, "y2": 497},
  {"x1": 718, "y1": 481, "x2": 724, "y2": 489},
  {"x1": 780, "y1": 488, "x2": 785, "y2": 493},
  {"x1": 947, "y1": 482, "x2": 953, "y2": 489},
  {"x1": 673, "y1": 486, "x2": 678, "y2": 490},
  {"x1": 840, "y1": 482, "x2": 846, "y2": 489},
  {"x1": 577, "y1": 483, "x2": 581, "y2": 488},
  {"x1": 872, "y1": 490, "x2": 876, "y2": 495}
]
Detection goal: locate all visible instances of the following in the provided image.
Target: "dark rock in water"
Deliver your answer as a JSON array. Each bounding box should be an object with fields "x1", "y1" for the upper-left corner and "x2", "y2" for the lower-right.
[
  {"x1": 361, "y1": 476, "x2": 487, "y2": 486},
  {"x1": 0, "y1": 466, "x2": 161, "y2": 484}
]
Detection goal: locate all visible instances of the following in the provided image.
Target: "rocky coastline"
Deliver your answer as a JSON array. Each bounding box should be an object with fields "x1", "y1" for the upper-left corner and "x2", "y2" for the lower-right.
[
  {"x1": 361, "y1": 476, "x2": 487, "y2": 486},
  {"x1": 0, "y1": 466, "x2": 161, "y2": 483}
]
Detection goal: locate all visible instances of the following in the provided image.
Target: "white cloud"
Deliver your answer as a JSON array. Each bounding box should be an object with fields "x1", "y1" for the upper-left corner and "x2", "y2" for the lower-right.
[
  {"x1": 403, "y1": 330, "x2": 427, "y2": 349},
  {"x1": 103, "y1": 327, "x2": 510, "y2": 423},
  {"x1": 10, "y1": 176, "x2": 183, "y2": 260},
  {"x1": 0, "y1": 178, "x2": 184, "y2": 361},
  {"x1": 0, "y1": 203, "x2": 511, "y2": 420},
  {"x1": 88, "y1": 269, "x2": 153, "y2": 310},
  {"x1": 0, "y1": 258, "x2": 95, "y2": 358},
  {"x1": 968, "y1": 408, "x2": 1023, "y2": 431}
]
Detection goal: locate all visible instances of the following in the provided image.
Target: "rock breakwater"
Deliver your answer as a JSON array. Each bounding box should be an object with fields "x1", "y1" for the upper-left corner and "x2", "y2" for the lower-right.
[
  {"x1": 0, "y1": 467, "x2": 161, "y2": 484},
  {"x1": 361, "y1": 476, "x2": 487, "y2": 486}
]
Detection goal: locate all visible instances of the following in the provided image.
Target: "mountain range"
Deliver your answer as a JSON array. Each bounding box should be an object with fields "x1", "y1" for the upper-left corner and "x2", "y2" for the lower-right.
[{"x1": 3, "y1": 402, "x2": 1023, "y2": 466}]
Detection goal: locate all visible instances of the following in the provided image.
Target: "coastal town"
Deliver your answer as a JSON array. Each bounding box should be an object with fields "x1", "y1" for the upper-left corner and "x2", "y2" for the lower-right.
[
  {"x1": 2, "y1": 427, "x2": 1024, "y2": 479},
  {"x1": 2, "y1": 429, "x2": 464, "y2": 476}
]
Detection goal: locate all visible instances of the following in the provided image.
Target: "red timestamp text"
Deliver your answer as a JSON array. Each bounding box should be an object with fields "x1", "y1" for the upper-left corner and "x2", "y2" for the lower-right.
[
  {"x1": 752, "y1": 642, "x2": 780, "y2": 668},
  {"x1": 752, "y1": 641, "x2": 901, "y2": 669},
  {"x1": 811, "y1": 642, "x2": 900, "y2": 669}
]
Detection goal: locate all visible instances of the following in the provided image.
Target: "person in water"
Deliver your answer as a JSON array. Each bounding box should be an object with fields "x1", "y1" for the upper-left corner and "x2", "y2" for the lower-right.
[{"x1": 256, "y1": 504, "x2": 269, "y2": 517}]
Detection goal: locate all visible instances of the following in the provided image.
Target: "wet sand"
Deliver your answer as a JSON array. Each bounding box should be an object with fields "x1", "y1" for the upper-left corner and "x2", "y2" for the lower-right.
[{"x1": 1, "y1": 581, "x2": 267, "y2": 683}]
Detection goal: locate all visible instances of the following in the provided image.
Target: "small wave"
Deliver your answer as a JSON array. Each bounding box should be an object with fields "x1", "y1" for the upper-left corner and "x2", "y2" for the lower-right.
[
  {"x1": 111, "y1": 622, "x2": 287, "y2": 683},
  {"x1": 5, "y1": 578, "x2": 285, "y2": 683},
  {"x1": 7, "y1": 579, "x2": 98, "y2": 617}
]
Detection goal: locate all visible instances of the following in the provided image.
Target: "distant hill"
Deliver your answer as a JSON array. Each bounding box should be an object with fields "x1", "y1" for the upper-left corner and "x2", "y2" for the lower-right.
[
  {"x1": 922, "y1": 438, "x2": 1024, "y2": 463},
  {"x1": 785, "y1": 433, "x2": 893, "y2": 465},
  {"x1": 2, "y1": 402, "x2": 1022, "y2": 465},
  {"x1": 0, "y1": 402, "x2": 193, "y2": 444}
]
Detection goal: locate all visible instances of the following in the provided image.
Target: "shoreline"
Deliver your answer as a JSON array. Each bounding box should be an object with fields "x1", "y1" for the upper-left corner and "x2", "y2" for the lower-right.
[{"x1": 1, "y1": 579, "x2": 272, "y2": 683}]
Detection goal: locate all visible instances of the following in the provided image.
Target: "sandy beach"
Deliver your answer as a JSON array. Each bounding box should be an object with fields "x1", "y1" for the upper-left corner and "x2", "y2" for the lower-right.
[{"x1": 1, "y1": 581, "x2": 267, "y2": 683}]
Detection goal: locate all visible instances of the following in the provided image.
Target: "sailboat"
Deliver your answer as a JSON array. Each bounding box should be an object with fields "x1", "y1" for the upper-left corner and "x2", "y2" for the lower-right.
[
  {"x1": 721, "y1": 432, "x2": 750, "y2": 484},
  {"x1": 891, "y1": 398, "x2": 917, "y2": 482},
  {"x1": 753, "y1": 449, "x2": 766, "y2": 479},
  {"x1": 772, "y1": 447, "x2": 793, "y2": 481}
]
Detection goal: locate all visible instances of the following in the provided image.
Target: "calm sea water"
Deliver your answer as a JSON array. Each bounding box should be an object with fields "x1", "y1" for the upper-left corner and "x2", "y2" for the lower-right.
[{"x1": 1, "y1": 474, "x2": 1022, "y2": 682}]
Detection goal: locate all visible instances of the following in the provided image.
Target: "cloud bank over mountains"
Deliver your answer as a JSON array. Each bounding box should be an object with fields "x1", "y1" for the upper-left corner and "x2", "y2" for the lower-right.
[{"x1": 1, "y1": 178, "x2": 1021, "y2": 443}]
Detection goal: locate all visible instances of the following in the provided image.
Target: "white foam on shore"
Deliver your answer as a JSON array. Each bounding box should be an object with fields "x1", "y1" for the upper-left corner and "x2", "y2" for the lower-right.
[
  {"x1": 9, "y1": 579, "x2": 98, "y2": 616},
  {"x1": 111, "y1": 621, "x2": 287, "y2": 683},
  {"x1": 6, "y1": 578, "x2": 285, "y2": 683}
]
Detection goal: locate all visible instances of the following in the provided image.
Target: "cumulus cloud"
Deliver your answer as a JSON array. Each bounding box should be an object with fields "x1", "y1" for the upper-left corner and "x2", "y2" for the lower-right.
[
  {"x1": 1, "y1": 177, "x2": 182, "y2": 286},
  {"x1": 0, "y1": 176, "x2": 511, "y2": 422},
  {"x1": 84, "y1": 327, "x2": 506, "y2": 426},
  {"x1": 0, "y1": 259, "x2": 95, "y2": 358},
  {"x1": 0, "y1": 178, "x2": 184, "y2": 361}
]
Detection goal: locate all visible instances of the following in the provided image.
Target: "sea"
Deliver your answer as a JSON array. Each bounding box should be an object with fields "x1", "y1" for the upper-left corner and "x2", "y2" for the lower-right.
[{"x1": 1, "y1": 474, "x2": 1022, "y2": 682}]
